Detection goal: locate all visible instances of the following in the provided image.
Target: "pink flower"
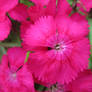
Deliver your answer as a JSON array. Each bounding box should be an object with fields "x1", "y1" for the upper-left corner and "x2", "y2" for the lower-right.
[
  {"x1": 66, "y1": 69, "x2": 92, "y2": 92},
  {"x1": 0, "y1": 0, "x2": 18, "y2": 41},
  {"x1": 0, "y1": 47, "x2": 35, "y2": 92},
  {"x1": 23, "y1": 16, "x2": 90, "y2": 85},
  {"x1": 78, "y1": 0, "x2": 92, "y2": 12}
]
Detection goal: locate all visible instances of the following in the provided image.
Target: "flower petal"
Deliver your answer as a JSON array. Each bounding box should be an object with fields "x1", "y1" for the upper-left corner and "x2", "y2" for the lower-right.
[
  {"x1": 0, "y1": 0, "x2": 18, "y2": 12},
  {"x1": 9, "y1": 4, "x2": 29, "y2": 22},
  {"x1": 0, "y1": 17, "x2": 11, "y2": 41}
]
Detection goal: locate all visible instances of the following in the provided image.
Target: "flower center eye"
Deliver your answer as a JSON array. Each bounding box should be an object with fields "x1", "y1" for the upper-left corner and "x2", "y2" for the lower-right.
[
  {"x1": 11, "y1": 73, "x2": 17, "y2": 79},
  {"x1": 12, "y1": 73, "x2": 16, "y2": 78},
  {"x1": 55, "y1": 44, "x2": 60, "y2": 50}
]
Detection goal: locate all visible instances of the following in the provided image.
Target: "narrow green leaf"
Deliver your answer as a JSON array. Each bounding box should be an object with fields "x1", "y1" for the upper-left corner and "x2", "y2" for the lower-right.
[
  {"x1": 20, "y1": 0, "x2": 34, "y2": 7},
  {"x1": 67, "y1": 0, "x2": 73, "y2": 5},
  {"x1": 0, "y1": 46, "x2": 6, "y2": 60},
  {"x1": 88, "y1": 18, "x2": 92, "y2": 69},
  {"x1": 25, "y1": 51, "x2": 30, "y2": 63},
  {"x1": 88, "y1": 18, "x2": 92, "y2": 46}
]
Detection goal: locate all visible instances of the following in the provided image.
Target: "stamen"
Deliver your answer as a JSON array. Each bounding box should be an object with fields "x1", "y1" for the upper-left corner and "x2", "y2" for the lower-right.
[{"x1": 55, "y1": 44, "x2": 60, "y2": 50}]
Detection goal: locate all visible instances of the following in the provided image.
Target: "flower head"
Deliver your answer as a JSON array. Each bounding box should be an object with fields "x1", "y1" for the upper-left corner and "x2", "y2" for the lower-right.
[
  {"x1": 78, "y1": 0, "x2": 92, "y2": 12},
  {"x1": 0, "y1": 47, "x2": 35, "y2": 92},
  {"x1": 23, "y1": 16, "x2": 90, "y2": 85}
]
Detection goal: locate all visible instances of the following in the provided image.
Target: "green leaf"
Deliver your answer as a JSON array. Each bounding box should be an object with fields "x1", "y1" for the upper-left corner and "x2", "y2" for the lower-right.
[
  {"x1": 24, "y1": 51, "x2": 30, "y2": 63},
  {"x1": 88, "y1": 18, "x2": 92, "y2": 69},
  {"x1": 88, "y1": 18, "x2": 92, "y2": 46},
  {"x1": 20, "y1": 0, "x2": 34, "y2": 7},
  {"x1": 0, "y1": 46, "x2": 6, "y2": 60},
  {"x1": 67, "y1": 0, "x2": 73, "y2": 5}
]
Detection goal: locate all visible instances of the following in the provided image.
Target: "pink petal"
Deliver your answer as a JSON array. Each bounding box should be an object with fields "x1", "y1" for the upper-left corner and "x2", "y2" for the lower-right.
[
  {"x1": 0, "y1": 0, "x2": 18, "y2": 12},
  {"x1": 56, "y1": 14, "x2": 89, "y2": 39},
  {"x1": 79, "y1": 0, "x2": 92, "y2": 12},
  {"x1": 28, "y1": 0, "x2": 56, "y2": 22},
  {"x1": 28, "y1": 5, "x2": 45, "y2": 22},
  {"x1": 66, "y1": 70, "x2": 92, "y2": 92},
  {"x1": 9, "y1": 4, "x2": 29, "y2": 22},
  {"x1": 0, "y1": 10, "x2": 6, "y2": 22},
  {"x1": 20, "y1": 21, "x2": 31, "y2": 40},
  {"x1": 17, "y1": 65, "x2": 35, "y2": 92},
  {"x1": 23, "y1": 16, "x2": 56, "y2": 49},
  {"x1": 7, "y1": 47, "x2": 26, "y2": 68},
  {"x1": 57, "y1": 0, "x2": 72, "y2": 16},
  {"x1": 45, "y1": 0, "x2": 56, "y2": 16},
  {"x1": 0, "y1": 17, "x2": 11, "y2": 41}
]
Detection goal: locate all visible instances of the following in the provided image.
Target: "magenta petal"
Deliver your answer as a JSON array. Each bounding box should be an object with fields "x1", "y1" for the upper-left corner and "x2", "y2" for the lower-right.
[
  {"x1": 79, "y1": 0, "x2": 92, "y2": 12},
  {"x1": 17, "y1": 65, "x2": 35, "y2": 92},
  {"x1": 28, "y1": 0, "x2": 56, "y2": 22},
  {"x1": 20, "y1": 21, "x2": 31, "y2": 40},
  {"x1": 24, "y1": 16, "x2": 56, "y2": 49},
  {"x1": 28, "y1": 5, "x2": 45, "y2": 22},
  {"x1": 66, "y1": 70, "x2": 92, "y2": 92},
  {"x1": 56, "y1": 15, "x2": 89, "y2": 39},
  {"x1": 57, "y1": 0, "x2": 72, "y2": 16},
  {"x1": 45, "y1": 0, "x2": 56, "y2": 16},
  {"x1": 0, "y1": 17, "x2": 11, "y2": 41},
  {"x1": 9, "y1": 4, "x2": 29, "y2": 22},
  {"x1": 7, "y1": 47, "x2": 26, "y2": 68},
  {"x1": 0, "y1": 0, "x2": 18, "y2": 12}
]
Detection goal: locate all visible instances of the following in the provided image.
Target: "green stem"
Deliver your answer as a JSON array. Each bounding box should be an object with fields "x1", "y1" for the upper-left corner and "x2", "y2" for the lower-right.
[
  {"x1": 0, "y1": 42, "x2": 21, "y2": 47},
  {"x1": 0, "y1": 46, "x2": 6, "y2": 54}
]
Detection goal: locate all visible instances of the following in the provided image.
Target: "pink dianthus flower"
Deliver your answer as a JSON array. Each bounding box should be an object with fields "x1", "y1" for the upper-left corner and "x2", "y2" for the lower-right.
[
  {"x1": 0, "y1": 47, "x2": 35, "y2": 92},
  {"x1": 23, "y1": 15, "x2": 90, "y2": 85}
]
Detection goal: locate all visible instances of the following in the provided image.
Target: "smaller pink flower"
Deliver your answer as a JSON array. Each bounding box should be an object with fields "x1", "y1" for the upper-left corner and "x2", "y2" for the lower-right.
[
  {"x1": 78, "y1": 0, "x2": 92, "y2": 12},
  {"x1": 0, "y1": 0, "x2": 18, "y2": 41},
  {"x1": 0, "y1": 47, "x2": 35, "y2": 92}
]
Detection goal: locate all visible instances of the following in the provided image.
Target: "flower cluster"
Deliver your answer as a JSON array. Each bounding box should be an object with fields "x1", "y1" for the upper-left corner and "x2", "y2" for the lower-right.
[{"x1": 0, "y1": 0, "x2": 92, "y2": 92}]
